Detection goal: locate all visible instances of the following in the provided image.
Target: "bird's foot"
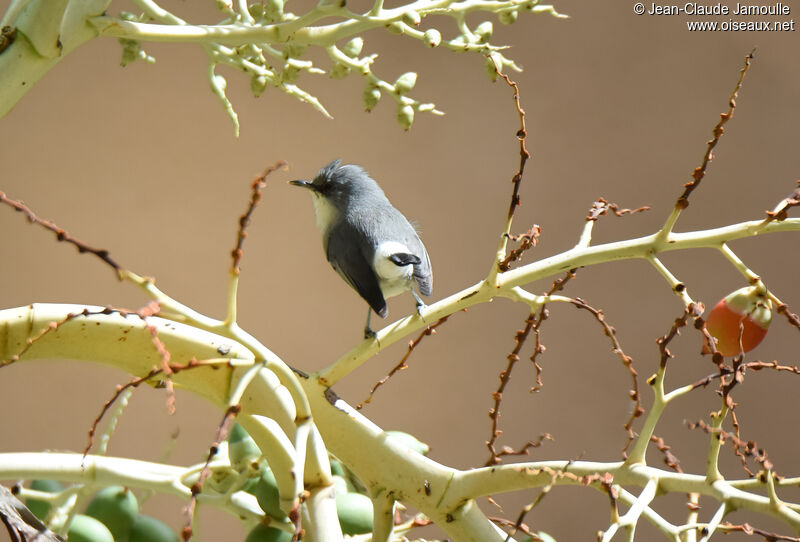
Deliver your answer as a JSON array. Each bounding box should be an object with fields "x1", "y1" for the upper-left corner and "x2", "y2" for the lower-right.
[{"x1": 364, "y1": 326, "x2": 377, "y2": 340}]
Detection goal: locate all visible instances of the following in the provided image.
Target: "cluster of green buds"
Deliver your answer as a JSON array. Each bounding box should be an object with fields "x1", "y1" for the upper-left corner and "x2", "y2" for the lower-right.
[{"x1": 109, "y1": 1, "x2": 564, "y2": 132}]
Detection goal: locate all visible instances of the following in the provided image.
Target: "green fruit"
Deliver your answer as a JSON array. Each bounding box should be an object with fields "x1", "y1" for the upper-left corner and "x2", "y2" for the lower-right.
[
  {"x1": 128, "y1": 515, "x2": 179, "y2": 542},
  {"x1": 228, "y1": 423, "x2": 261, "y2": 470},
  {"x1": 329, "y1": 459, "x2": 345, "y2": 477},
  {"x1": 85, "y1": 485, "x2": 139, "y2": 541},
  {"x1": 254, "y1": 469, "x2": 287, "y2": 520},
  {"x1": 245, "y1": 523, "x2": 293, "y2": 542},
  {"x1": 386, "y1": 430, "x2": 430, "y2": 455},
  {"x1": 498, "y1": 9, "x2": 518, "y2": 24},
  {"x1": 26, "y1": 479, "x2": 63, "y2": 520},
  {"x1": 335, "y1": 493, "x2": 373, "y2": 535},
  {"x1": 68, "y1": 514, "x2": 114, "y2": 542}
]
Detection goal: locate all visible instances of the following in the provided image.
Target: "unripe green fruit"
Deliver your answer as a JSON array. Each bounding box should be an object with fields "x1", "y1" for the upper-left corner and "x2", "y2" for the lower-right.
[
  {"x1": 363, "y1": 86, "x2": 381, "y2": 111},
  {"x1": 423, "y1": 29, "x2": 441, "y2": 47},
  {"x1": 474, "y1": 21, "x2": 493, "y2": 42},
  {"x1": 396, "y1": 104, "x2": 415, "y2": 130},
  {"x1": 394, "y1": 72, "x2": 417, "y2": 94},
  {"x1": 264, "y1": 0, "x2": 285, "y2": 21},
  {"x1": 251, "y1": 74, "x2": 268, "y2": 98},
  {"x1": 330, "y1": 63, "x2": 351, "y2": 79},
  {"x1": 498, "y1": 9, "x2": 518, "y2": 24},
  {"x1": 402, "y1": 11, "x2": 421, "y2": 25},
  {"x1": 341, "y1": 37, "x2": 364, "y2": 58},
  {"x1": 229, "y1": 424, "x2": 262, "y2": 470},
  {"x1": 68, "y1": 514, "x2": 114, "y2": 542},
  {"x1": 85, "y1": 485, "x2": 139, "y2": 542},
  {"x1": 335, "y1": 493, "x2": 373, "y2": 535},
  {"x1": 254, "y1": 469, "x2": 287, "y2": 520},
  {"x1": 329, "y1": 458, "x2": 345, "y2": 477},
  {"x1": 245, "y1": 523, "x2": 293, "y2": 542},
  {"x1": 26, "y1": 479, "x2": 63, "y2": 520},
  {"x1": 128, "y1": 515, "x2": 179, "y2": 542}
]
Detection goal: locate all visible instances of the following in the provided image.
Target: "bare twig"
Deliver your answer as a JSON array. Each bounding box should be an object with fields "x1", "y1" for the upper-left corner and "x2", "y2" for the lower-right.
[
  {"x1": 675, "y1": 50, "x2": 754, "y2": 210},
  {"x1": 499, "y1": 224, "x2": 542, "y2": 272},
  {"x1": 498, "y1": 71, "x2": 531, "y2": 225},
  {"x1": 83, "y1": 357, "x2": 219, "y2": 458},
  {"x1": 0, "y1": 190, "x2": 123, "y2": 274},
  {"x1": 183, "y1": 404, "x2": 242, "y2": 541},
  {"x1": 586, "y1": 198, "x2": 650, "y2": 221},
  {"x1": 763, "y1": 180, "x2": 800, "y2": 224},
  {"x1": 568, "y1": 297, "x2": 642, "y2": 456},
  {"x1": 650, "y1": 435, "x2": 683, "y2": 473},
  {"x1": 686, "y1": 419, "x2": 773, "y2": 476},
  {"x1": 231, "y1": 161, "x2": 288, "y2": 274},
  {"x1": 718, "y1": 522, "x2": 800, "y2": 541},
  {"x1": 356, "y1": 316, "x2": 451, "y2": 409},
  {"x1": 485, "y1": 270, "x2": 576, "y2": 466}
]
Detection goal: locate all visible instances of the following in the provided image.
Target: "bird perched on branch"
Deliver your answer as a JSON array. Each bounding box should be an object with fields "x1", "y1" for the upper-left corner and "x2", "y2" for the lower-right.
[{"x1": 291, "y1": 159, "x2": 433, "y2": 338}]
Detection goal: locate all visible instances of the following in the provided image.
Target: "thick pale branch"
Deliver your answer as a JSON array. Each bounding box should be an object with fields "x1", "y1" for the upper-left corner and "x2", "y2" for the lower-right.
[{"x1": 319, "y1": 217, "x2": 800, "y2": 386}]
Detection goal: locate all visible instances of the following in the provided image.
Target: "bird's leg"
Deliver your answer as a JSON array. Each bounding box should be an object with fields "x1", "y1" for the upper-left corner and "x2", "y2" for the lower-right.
[
  {"x1": 364, "y1": 308, "x2": 377, "y2": 339},
  {"x1": 411, "y1": 289, "x2": 427, "y2": 316}
]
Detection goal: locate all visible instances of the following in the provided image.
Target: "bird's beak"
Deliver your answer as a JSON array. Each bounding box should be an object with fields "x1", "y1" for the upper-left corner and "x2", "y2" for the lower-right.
[{"x1": 289, "y1": 179, "x2": 313, "y2": 189}]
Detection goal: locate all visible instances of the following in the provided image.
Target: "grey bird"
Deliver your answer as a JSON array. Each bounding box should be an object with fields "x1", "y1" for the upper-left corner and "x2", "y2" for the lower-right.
[{"x1": 290, "y1": 159, "x2": 433, "y2": 338}]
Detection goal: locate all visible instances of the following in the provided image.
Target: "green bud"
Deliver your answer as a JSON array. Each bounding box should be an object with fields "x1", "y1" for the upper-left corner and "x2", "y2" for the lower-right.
[
  {"x1": 423, "y1": 28, "x2": 441, "y2": 47},
  {"x1": 498, "y1": 9, "x2": 518, "y2": 24},
  {"x1": 386, "y1": 21, "x2": 405, "y2": 35},
  {"x1": 283, "y1": 41, "x2": 307, "y2": 58},
  {"x1": 248, "y1": 3, "x2": 265, "y2": 19},
  {"x1": 475, "y1": 21, "x2": 493, "y2": 42},
  {"x1": 119, "y1": 38, "x2": 140, "y2": 67},
  {"x1": 251, "y1": 74, "x2": 268, "y2": 97},
  {"x1": 363, "y1": 85, "x2": 381, "y2": 111},
  {"x1": 216, "y1": 0, "x2": 234, "y2": 11},
  {"x1": 280, "y1": 65, "x2": 300, "y2": 83},
  {"x1": 402, "y1": 10, "x2": 421, "y2": 26},
  {"x1": 485, "y1": 53, "x2": 501, "y2": 81},
  {"x1": 264, "y1": 0, "x2": 285, "y2": 21},
  {"x1": 396, "y1": 104, "x2": 414, "y2": 130},
  {"x1": 394, "y1": 72, "x2": 417, "y2": 94},
  {"x1": 330, "y1": 62, "x2": 350, "y2": 79},
  {"x1": 341, "y1": 37, "x2": 363, "y2": 58}
]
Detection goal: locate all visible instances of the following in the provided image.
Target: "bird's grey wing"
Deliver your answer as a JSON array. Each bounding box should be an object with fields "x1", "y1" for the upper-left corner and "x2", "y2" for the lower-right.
[
  {"x1": 380, "y1": 211, "x2": 432, "y2": 298},
  {"x1": 326, "y1": 222, "x2": 387, "y2": 317},
  {"x1": 400, "y1": 225, "x2": 432, "y2": 297},
  {"x1": 412, "y1": 244, "x2": 432, "y2": 297}
]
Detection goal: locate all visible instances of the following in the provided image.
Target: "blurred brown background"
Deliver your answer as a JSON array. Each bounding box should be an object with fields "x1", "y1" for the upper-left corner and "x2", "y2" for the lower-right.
[{"x1": 1, "y1": 0, "x2": 798, "y2": 540}]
